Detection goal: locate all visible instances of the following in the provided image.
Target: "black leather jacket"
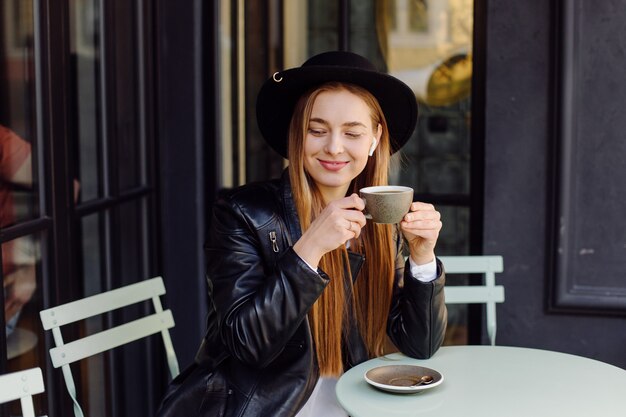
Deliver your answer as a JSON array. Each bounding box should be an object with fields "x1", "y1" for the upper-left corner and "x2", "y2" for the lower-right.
[{"x1": 157, "y1": 172, "x2": 447, "y2": 417}]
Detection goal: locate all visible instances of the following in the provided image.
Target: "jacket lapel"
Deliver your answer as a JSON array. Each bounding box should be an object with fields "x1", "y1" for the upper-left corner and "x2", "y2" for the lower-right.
[{"x1": 280, "y1": 171, "x2": 302, "y2": 246}]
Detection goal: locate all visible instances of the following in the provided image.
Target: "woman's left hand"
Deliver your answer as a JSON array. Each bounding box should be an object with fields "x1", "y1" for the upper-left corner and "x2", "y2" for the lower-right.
[{"x1": 400, "y1": 201, "x2": 442, "y2": 265}]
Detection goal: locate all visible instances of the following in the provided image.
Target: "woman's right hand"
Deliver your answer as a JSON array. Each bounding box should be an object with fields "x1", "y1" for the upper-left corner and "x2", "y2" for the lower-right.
[{"x1": 293, "y1": 193, "x2": 366, "y2": 268}]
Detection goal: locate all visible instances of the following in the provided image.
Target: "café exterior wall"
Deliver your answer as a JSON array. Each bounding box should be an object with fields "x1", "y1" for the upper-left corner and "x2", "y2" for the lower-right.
[{"x1": 484, "y1": 0, "x2": 626, "y2": 368}]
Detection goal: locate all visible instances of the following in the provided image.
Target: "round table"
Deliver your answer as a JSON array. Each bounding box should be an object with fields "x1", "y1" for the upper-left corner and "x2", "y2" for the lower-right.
[{"x1": 336, "y1": 345, "x2": 626, "y2": 417}]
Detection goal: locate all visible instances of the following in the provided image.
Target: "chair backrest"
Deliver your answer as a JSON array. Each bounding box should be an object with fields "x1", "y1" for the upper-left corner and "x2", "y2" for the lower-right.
[
  {"x1": 39, "y1": 276, "x2": 179, "y2": 417},
  {"x1": 439, "y1": 256, "x2": 504, "y2": 345},
  {"x1": 0, "y1": 367, "x2": 45, "y2": 417}
]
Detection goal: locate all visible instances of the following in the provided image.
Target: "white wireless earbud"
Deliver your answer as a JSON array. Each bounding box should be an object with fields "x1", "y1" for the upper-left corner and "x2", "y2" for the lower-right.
[{"x1": 368, "y1": 138, "x2": 377, "y2": 156}]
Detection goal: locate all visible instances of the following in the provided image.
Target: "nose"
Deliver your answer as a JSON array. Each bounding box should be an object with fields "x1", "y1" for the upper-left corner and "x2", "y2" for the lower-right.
[{"x1": 324, "y1": 132, "x2": 343, "y2": 155}]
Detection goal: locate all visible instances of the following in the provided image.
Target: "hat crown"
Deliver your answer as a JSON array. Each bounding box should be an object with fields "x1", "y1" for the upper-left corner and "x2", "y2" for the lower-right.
[{"x1": 301, "y1": 51, "x2": 377, "y2": 72}]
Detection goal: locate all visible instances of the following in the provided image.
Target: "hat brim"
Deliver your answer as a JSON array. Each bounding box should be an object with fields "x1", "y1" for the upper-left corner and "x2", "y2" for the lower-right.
[{"x1": 256, "y1": 65, "x2": 418, "y2": 159}]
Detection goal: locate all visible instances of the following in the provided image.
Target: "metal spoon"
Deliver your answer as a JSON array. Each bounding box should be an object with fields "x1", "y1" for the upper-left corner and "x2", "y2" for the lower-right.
[{"x1": 411, "y1": 375, "x2": 434, "y2": 387}]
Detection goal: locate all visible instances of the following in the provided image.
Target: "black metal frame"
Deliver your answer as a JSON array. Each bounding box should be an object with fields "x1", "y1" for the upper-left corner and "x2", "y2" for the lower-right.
[{"x1": 467, "y1": 0, "x2": 487, "y2": 344}]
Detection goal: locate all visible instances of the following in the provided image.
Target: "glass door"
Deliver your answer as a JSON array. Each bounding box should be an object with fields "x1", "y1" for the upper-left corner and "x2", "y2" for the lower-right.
[
  {"x1": 1, "y1": 1, "x2": 162, "y2": 416},
  {"x1": 375, "y1": 0, "x2": 475, "y2": 345},
  {"x1": 1, "y1": 1, "x2": 47, "y2": 415}
]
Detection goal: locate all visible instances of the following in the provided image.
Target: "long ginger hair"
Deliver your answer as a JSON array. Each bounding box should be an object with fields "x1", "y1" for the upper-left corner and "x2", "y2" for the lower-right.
[{"x1": 287, "y1": 82, "x2": 397, "y2": 376}]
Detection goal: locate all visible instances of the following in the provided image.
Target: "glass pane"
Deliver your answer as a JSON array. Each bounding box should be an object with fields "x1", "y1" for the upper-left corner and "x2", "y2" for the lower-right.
[
  {"x1": 219, "y1": 0, "x2": 287, "y2": 185},
  {"x1": 116, "y1": 199, "x2": 150, "y2": 417},
  {"x1": 70, "y1": 0, "x2": 145, "y2": 199},
  {"x1": 2, "y1": 234, "x2": 47, "y2": 414},
  {"x1": 69, "y1": 0, "x2": 101, "y2": 202},
  {"x1": 112, "y1": 0, "x2": 143, "y2": 192},
  {"x1": 244, "y1": 0, "x2": 285, "y2": 183},
  {"x1": 378, "y1": 0, "x2": 474, "y2": 195},
  {"x1": 81, "y1": 213, "x2": 102, "y2": 295},
  {"x1": 0, "y1": 0, "x2": 39, "y2": 224},
  {"x1": 117, "y1": 199, "x2": 144, "y2": 283},
  {"x1": 373, "y1": 0, "x2": 474, "y2": 345},
  {"x1": 395, "y1": 105, "x2": 471, "y2": 194},
  {"x1": 79, "y1": 206, "x2": 152, "y2": 417},
  {"x1": 308, "y1": 0, "x2": 339, "y2": 55},
  {"x1": 79, "y1": 213, "x2": 108, "y2": 416}
]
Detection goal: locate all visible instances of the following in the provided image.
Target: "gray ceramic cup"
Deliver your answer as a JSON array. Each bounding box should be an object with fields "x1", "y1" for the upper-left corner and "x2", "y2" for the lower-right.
[{"x1": 359, "y1": 185, "x2": 414, "y2": 224}]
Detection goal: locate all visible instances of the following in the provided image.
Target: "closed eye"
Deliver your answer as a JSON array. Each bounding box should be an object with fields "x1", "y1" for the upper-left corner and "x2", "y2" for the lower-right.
[{"x1": 308, "y1": 128, "x2": 326, "y2": 136}]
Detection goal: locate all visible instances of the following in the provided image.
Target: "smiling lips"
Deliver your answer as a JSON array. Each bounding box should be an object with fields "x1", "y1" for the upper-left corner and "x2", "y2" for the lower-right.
[{"x1": 318, "y1": 159, "x2": 349, "y2": 171}]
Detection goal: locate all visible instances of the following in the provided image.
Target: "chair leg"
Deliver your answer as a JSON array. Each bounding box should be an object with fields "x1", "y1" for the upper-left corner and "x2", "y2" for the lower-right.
[
  {"x1": 486, "y1": 302, "x2": 497, "y2": 346},
  {"x1": 161, "y1": 330, "x2": 180, "y2": 378},
  {"x1": 61, "y1": 365, "x2": 86, "y2": 417},
  {"x1": 20, "y1": 396, "x2": 36, "y2": 417}
]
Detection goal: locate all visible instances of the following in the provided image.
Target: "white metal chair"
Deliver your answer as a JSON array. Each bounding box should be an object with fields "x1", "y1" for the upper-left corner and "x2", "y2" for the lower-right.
[
  {"x1": 0, "y1": 367, "x2": 46, "y2": 417},
  {"x1": 39, "y1": 276, "x2": 179, "y2": 417},
  {"x1": 440, "y1": 256, "x2": 505, "y2": 345}
]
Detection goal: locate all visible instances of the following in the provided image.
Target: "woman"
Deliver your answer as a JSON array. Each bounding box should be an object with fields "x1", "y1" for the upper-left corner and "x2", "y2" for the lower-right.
[{"x1": 157, "y1": 51, "x2": 447, "y2": 417}]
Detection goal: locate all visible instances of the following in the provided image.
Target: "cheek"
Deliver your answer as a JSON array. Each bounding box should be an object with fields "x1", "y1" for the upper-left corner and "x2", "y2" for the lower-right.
[
  {"x1": 303, "y1": 137, "x2": 319, "y2": 156},
  {"x1": 349, "y1": 147, "x2": 370, "y2": 174},
  {"x1": 302, "y1": 139, "x2": 316, "y2": 171},
  {"x1": 353, "y1": 157, "x2": 369, "y2": 174},
  {"x1": 351, "y1": 143, "x2": 371, "y2": 163}
]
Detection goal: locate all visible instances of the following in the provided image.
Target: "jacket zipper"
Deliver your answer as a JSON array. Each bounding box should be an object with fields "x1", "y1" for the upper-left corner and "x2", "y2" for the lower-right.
[{"x1": 269, "y1": 231, "x2": 279, "y2": 253}]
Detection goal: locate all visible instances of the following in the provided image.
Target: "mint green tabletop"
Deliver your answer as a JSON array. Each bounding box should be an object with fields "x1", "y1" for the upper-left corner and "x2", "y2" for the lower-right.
[{"x1": 336, "y1": 345, "x2": 626, "y2": 417}]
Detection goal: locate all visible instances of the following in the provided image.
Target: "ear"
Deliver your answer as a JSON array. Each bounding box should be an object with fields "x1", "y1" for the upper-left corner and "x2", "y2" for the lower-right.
[{"x1": 368, "y1": 124, "x2": 382, "y2": 157}]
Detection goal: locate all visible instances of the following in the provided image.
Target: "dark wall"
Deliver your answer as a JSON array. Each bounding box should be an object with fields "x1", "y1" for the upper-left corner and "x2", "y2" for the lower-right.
[
  {"x1": 485, "y1": 0, "x2": 626, "y2": 368},
  {"x1": 157, "y1": 0, "x2": 208, "y2": 367}
]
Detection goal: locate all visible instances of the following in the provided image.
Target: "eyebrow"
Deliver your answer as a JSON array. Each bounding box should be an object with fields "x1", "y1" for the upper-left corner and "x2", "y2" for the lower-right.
[{"x1": 309, "y1": 118, "x2": 368, "y2": 129}]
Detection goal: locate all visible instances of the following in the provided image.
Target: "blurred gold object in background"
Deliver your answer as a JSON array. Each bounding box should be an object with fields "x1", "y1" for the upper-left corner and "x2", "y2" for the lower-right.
[{"x1": 425, "y1": 52, "x2": 472, "y2": 107}]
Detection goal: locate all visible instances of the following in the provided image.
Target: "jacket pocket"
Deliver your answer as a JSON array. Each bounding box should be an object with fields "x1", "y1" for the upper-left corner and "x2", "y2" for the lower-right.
[
  {"x1": 199, "y1": 380, "x2": 232, "y2": 417},
  {"x1": 156, "y1": 364, "x2": 233, "y2": 417}
]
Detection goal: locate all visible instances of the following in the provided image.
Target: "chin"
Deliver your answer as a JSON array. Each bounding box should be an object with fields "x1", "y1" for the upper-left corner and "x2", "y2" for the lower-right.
[{"x1": 315, "y1": 174, "x2": 352, "y2": 187}]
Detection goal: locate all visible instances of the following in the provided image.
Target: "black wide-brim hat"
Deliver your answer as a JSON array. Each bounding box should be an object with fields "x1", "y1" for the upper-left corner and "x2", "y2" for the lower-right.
[{"x1": 256, "y1": 51, "x2": 418, "y2": 159}]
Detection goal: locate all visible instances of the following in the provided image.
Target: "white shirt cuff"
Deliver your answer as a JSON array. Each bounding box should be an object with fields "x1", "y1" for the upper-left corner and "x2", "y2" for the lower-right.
[
  {"x1": 300, "y1": 256, "x2": 318, "y2": 272},
  {"x1": 408, "y1": 257, "x2": 438, "y2": 282}
]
